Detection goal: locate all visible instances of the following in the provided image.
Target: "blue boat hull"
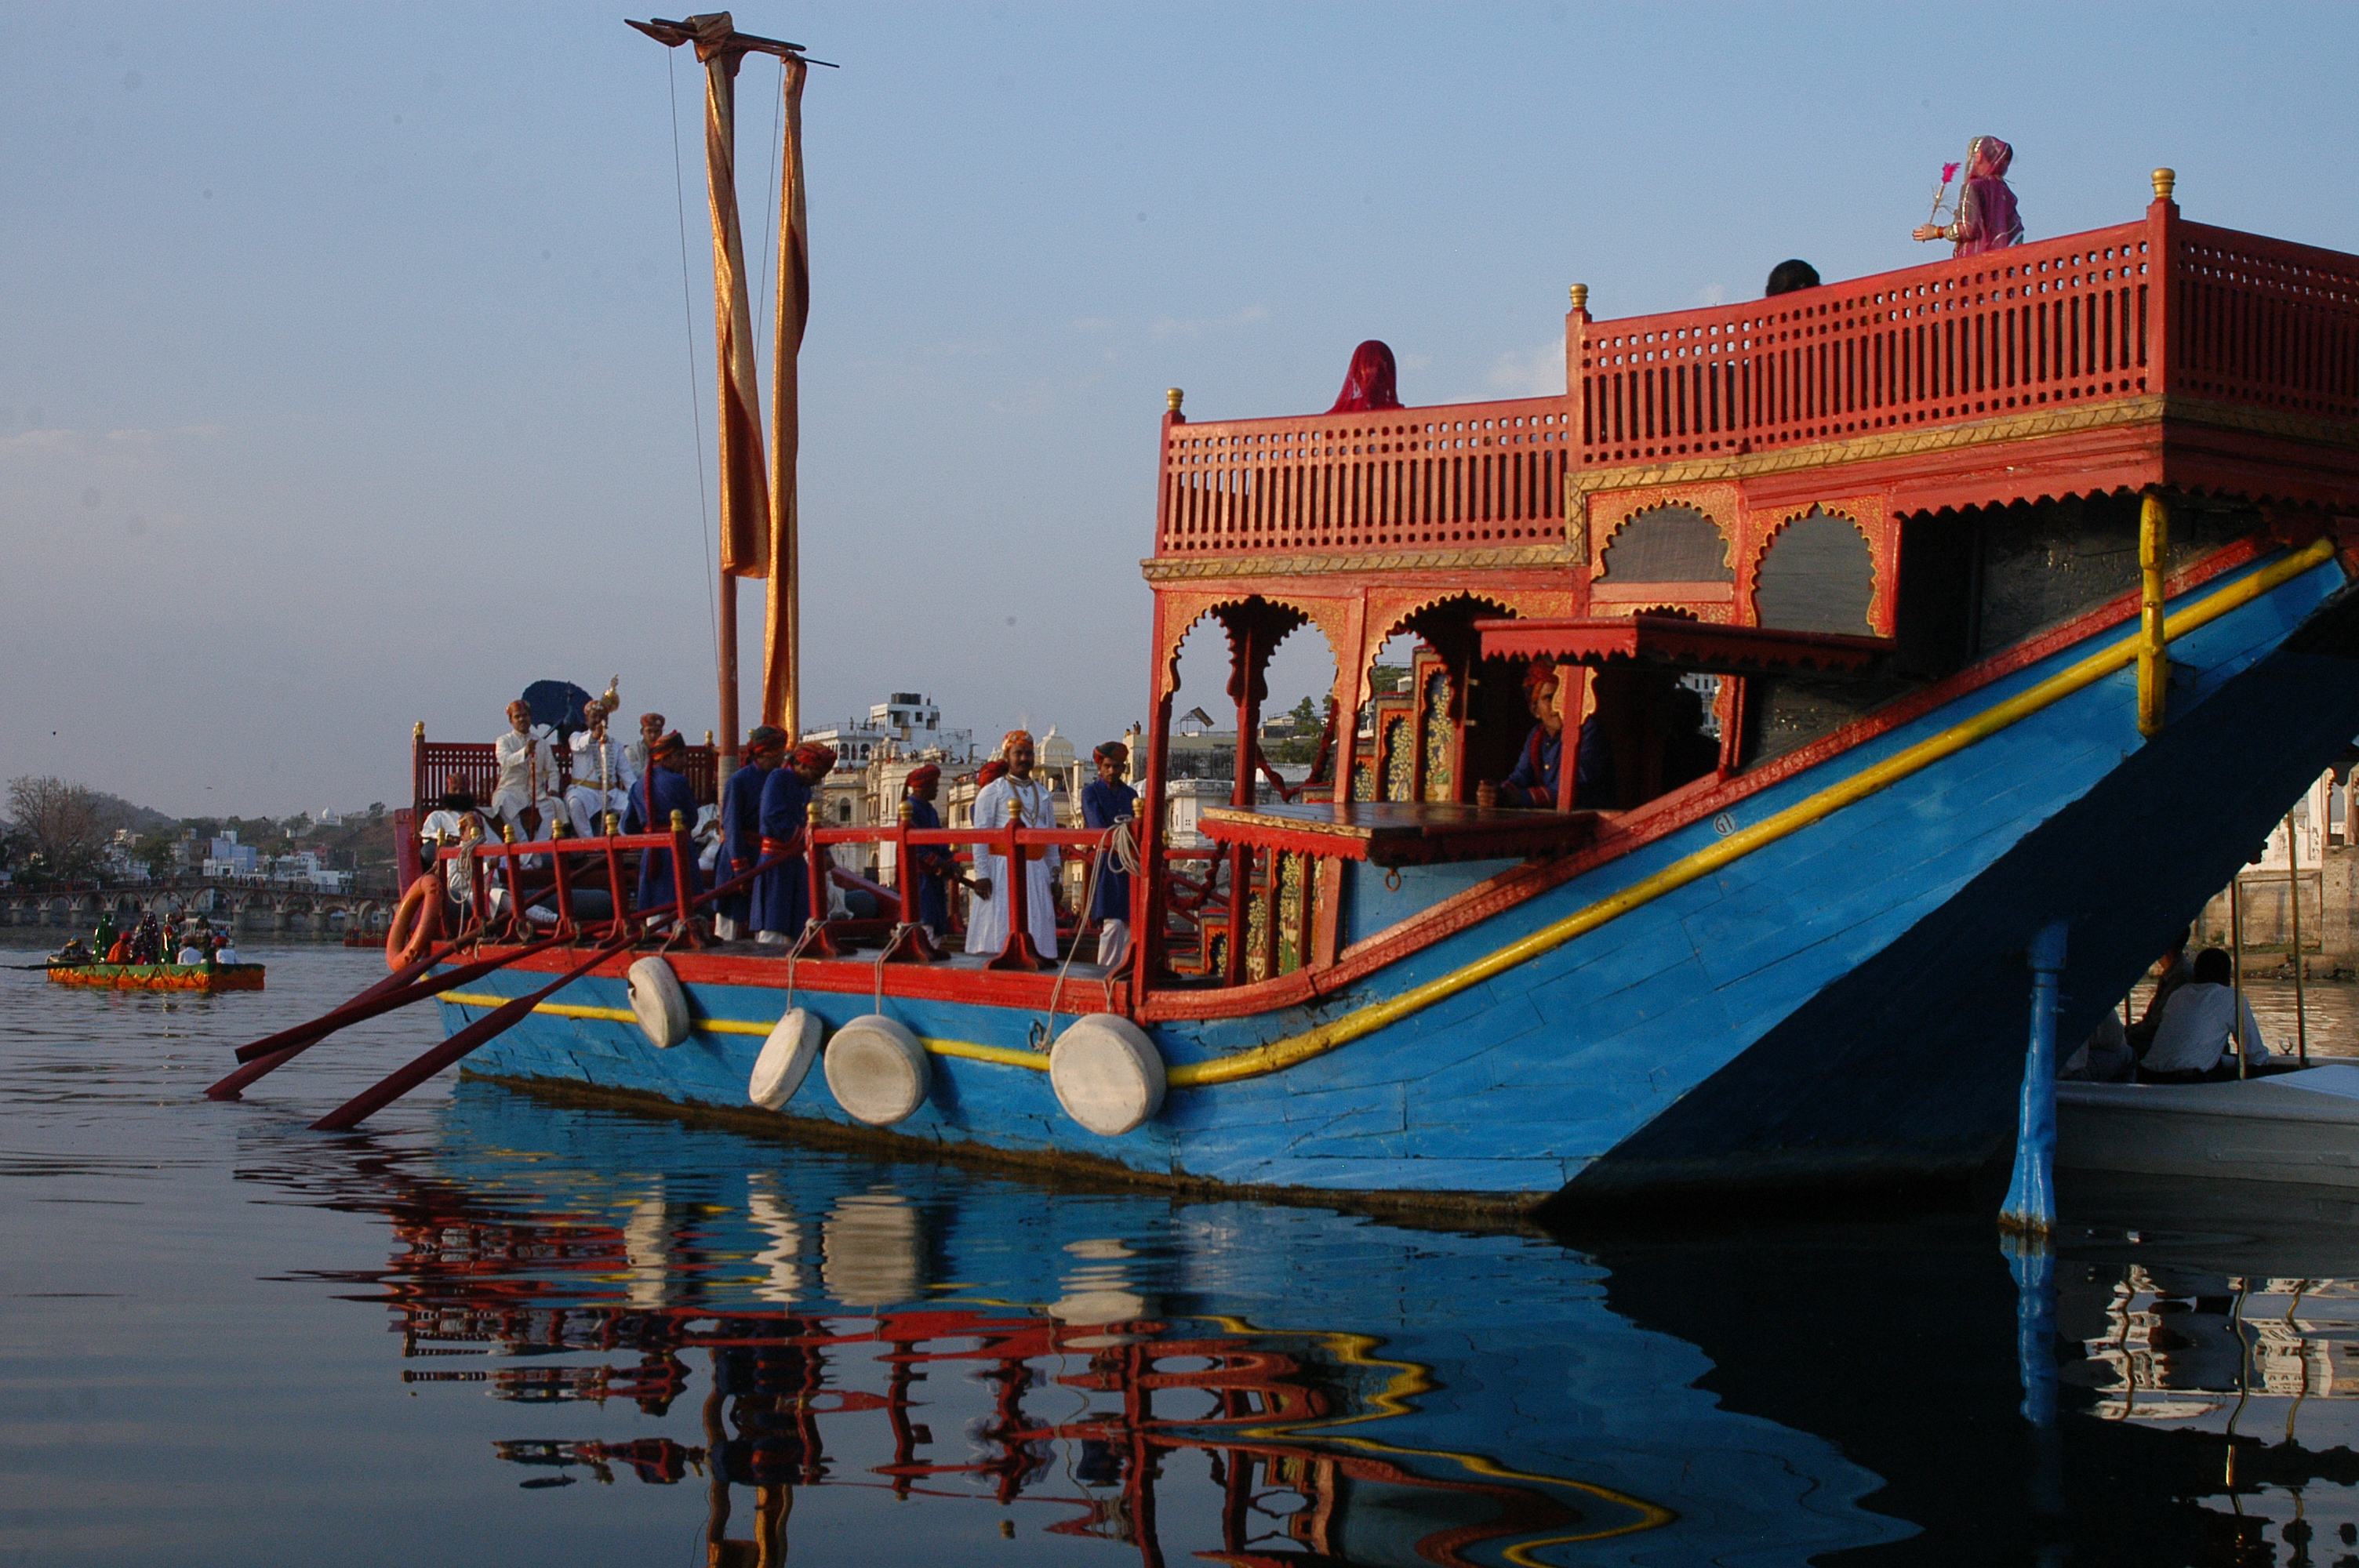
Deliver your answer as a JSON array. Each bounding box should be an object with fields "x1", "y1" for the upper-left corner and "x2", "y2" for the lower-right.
[{"x1": 453, "y1": 547, "x2": 2359, "y2": 1207}]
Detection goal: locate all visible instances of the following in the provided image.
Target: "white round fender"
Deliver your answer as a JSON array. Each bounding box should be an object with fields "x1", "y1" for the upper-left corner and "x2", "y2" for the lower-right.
[
  {"x1": 749, "y1": 1007, "x2": 822, "y2": 1110},
  {"x1": 823, "y1": 1015, "x2": 931, "y2": 1126},
  {"x1": 1049, "y1": 1014, "x2": 1165, "y2": 1136},
  {"x1": 626, "y1": 956, "x2": 691, "y2": 1049}
]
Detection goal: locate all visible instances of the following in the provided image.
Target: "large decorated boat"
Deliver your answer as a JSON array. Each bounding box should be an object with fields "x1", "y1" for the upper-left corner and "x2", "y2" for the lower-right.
[{"x1": 351, "y1": 21, "x2": 2359, "y2": 1215}]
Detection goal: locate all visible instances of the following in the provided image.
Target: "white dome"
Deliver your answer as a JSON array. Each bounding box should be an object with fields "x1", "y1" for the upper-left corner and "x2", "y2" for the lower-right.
[{"x1": 1038, "y1": 727, "x2": 1076, "y2": 767}]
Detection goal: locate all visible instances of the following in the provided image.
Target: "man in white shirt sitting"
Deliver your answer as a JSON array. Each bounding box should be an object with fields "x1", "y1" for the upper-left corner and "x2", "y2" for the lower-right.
[
  {"x1": 2140, "y1": 947, "x2": 2270, "y2": 1082},
  {"x1": 566, "y1": 699, "x2": 638, "y2": 837},
  {"x1": 491, "y1": 699, "x2": 563, "y2": 855}
]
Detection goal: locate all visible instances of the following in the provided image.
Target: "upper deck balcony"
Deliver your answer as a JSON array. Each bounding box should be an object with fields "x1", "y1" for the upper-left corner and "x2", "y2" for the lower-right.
[{"x1": 1152, "y1": 176, "x2": 2359, "y2": 570}]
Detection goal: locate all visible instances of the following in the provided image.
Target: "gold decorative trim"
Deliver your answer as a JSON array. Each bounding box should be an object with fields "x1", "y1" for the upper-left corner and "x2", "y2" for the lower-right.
[{"x1": 1142, "y1": 543, "x2": 1577, "y2": 582}]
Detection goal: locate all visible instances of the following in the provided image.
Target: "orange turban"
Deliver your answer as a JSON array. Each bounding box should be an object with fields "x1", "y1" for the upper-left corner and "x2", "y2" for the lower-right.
[{"x1": 1000, "y1": 730, "x2": 1034, "y2": 753}]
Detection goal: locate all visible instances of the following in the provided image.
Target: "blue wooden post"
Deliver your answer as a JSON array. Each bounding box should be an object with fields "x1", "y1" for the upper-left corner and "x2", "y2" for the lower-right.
[{"x1": 2001, "y1": 918, "x2": 2069, "y2": 1236}]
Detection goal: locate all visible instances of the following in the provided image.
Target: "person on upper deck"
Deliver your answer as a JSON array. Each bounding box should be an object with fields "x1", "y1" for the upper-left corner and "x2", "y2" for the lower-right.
[
  {"x1": 1492, "y1": 662, "x2": 1567, "y2": 809},
  {"x1": 634, "y1": 731, "x2": 702, "y2": 920},
  {"x1": 901, "y1": 764, "x2": 956, "y2": 939},
  {"x1": 1913, "y1": 136, "x2": 2023, "y2": 257},
  {"x1": 492, "y1": 699, "x2": 563, "y2": 850},
  {"x1": 716, "y1": 725, "x2": 786, "y2": 942},
  {"x1": 752, "y1": 742, "x2": 834, "y2": 944},
  {"x1": 1327, "y1": 341, "x2": 1403, "y2": 415},
  {"x1": 1081, "y1": 742, "x2": 1140, "y2": 963},
  {"x1": 2140, "y1": 946, "x2": 2269, "y2": 1082},
  {"x1": 566, "y1": 699, "x2": 638, "y2": 837},
  {"x1": 967, "y1": 731, "x2": 1061, "y2": 960}
]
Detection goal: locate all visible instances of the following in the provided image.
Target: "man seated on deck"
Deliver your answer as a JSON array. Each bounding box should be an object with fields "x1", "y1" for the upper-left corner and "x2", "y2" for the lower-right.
[
  {"x1": 490, "y1": 699, "x2": 563, "y2": 855},
  {"x1": 1487, "y1": 662, "x2": 1567, "y2": 809},
  {"x1": 716, "y1": 725, "x2": 787, "y2": 942},
  {"x1": 623, "y1": 712, "x2": 664, "y2": 829},
  {"x1": 752, "y1": 742, "x2": 834, "y2": 945},
  {"x1": 566, "y1": 699, "x2": 638, "y2": 837},
  {"x1": 2139, "y1": 947, "x2": 2270, "y2": 1083},
  {"x1": 901, "y1": 764, "x2": 958, "y2": 940},
  {"x1": 634, "y1": 731, "x2": 701, "y2": 924},
  {"x1": 967, "y1": 731, "x2": 1061, "y2": 960},
  {"x1": 1080, "y1": 742, "x2": 1139, "y2": 965}
]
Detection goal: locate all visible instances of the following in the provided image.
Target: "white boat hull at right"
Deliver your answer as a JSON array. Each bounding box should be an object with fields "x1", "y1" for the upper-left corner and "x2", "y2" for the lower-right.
[{"x1": 2059, "y1": 1066, "x2": 2359, "y2": 1187}]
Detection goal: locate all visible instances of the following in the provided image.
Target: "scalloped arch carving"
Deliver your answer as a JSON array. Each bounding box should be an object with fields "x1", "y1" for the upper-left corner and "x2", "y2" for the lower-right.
[
  {"x1": 1750, "y1": 505, "x2": 1876, "y2": 634},
  {"x1": 1596, "y1": 503, "x2": 1735, "y2": 583}
]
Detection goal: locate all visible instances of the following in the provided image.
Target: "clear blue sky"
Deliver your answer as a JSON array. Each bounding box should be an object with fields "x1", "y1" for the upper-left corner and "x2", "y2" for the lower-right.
[{"x1": 5, "y1": 2, "x2": 2353, "y2": 816}]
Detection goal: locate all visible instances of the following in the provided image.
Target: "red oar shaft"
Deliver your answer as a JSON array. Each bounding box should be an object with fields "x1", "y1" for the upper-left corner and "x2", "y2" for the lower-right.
[
  {"x1": 206, "y1": 940, "x2": 562, "y2": 1099},
  {"x1": 309, "y1": 940, "x2": 627, "y2": 1132}
]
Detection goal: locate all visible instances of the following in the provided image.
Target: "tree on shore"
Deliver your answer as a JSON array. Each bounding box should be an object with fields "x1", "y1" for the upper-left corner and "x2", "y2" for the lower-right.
[{"x1": 5, "y1": 775, "x2": 114, "y2": 883}]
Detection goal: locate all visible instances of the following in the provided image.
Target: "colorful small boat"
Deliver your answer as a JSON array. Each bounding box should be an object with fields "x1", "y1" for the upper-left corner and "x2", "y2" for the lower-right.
[{"x1": 48, "y1": 962, "x2": 265, "y2": 993}]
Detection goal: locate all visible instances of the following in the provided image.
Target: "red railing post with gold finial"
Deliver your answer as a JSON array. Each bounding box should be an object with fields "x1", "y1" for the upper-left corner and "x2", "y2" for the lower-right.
[
  {"x1": 549, "y1": 818, "x2": 577, "y2": 938},
  {"x1": 2146, "y1": 169, "x2": 2178, "y2": 397},
  {"x1": 668, "y1": 809, "x2": 699, "y2": 941},
  {"x1": 1157, "y1": 387, "x2": 1184, "y2": 554},
  {"x1": 1565, "y1": 282, "x2": 1590, "y2": 481},
  {"x1": 894, "y1": 797, "x2": 918, "y2": 927}
]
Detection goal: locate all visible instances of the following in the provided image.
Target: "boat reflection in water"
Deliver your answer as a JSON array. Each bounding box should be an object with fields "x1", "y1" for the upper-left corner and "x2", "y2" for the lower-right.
[{"x1": 268, "y1": 1082, "x2": 1906, "y2": 1566}]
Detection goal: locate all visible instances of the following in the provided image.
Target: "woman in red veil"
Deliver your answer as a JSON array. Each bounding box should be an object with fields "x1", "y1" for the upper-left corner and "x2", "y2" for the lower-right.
[{"x1": 1327, "y1": 340, "x2": 1402, "y2": 413}]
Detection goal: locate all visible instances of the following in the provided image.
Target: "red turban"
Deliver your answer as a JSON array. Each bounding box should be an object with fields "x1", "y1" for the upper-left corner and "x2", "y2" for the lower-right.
[
  {"x1": 1523, "y1": 659, "x2": 1561, "y2": 695},
  {"x1": 976, "y1": 760, "x2": 1009, "y2": 786},
  {"x1": 904, "y1": 764, "x2": 941, "y2": 792},
  {"x1": 1093, "y1": 741, "x2": 1129, "y2": 764},
  {"x1": 638, "y1": 713, "x2": 664, "y2": 729},
  {"x1": 649, "y1": 730, "x2": 686, "y2": 760},
  {"x1": 792, "y1": 742, "x2": 836, "y2": 771}
]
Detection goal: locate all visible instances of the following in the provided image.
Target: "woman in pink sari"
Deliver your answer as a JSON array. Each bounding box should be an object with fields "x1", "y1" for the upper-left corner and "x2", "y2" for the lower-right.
[{"x1": 1914, "y1": 136, "x2": 2023, "y2": 257}]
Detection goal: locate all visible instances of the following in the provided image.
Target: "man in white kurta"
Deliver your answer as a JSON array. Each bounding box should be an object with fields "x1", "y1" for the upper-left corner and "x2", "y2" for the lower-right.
[
  {"x1": 566, "y1": 702, "x2": 638, "y2": 837},
  {"x1": 965, "y1": 730, "x2": 1061, "y2": 958},
  {"x1": 491, "y1": 700, "x2": 563, "y2": 843}
]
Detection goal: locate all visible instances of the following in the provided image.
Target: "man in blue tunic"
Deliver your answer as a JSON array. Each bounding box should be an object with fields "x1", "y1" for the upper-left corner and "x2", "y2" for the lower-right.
[
  {"x1": 900, "y1": 764, "x2": 956, "y2": 938},
  {"x1": 1080, "y1": 741, "x2": 1140, "y2": 964},
  {"x1": 634, "y1": 731, "x2": 702, "y2": 921},
  {"x1": 715, "y1": 725, "x2": 786, "y2": 941},
  {"x1": 753, "y1": 742, "x2": 834, "y2": 944},
  {"x1": 1495, "y1": 663, "x2": 1566, "y2": 808}
]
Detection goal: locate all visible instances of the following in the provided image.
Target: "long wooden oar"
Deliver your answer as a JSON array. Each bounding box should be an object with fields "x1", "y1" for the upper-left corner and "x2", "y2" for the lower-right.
[
  {"x1": 310, "y1": 937, "x2": 631, "y2": 1131},
  {"x1": 206, "y1": 938, "x2": 561, "y2": 1100},
  {"x1": 301, "y1": 848, "x2": 797, "y2": 1130},
  {"x1": 224, "y1": 936, "x2": 462, "y2": 1065}
]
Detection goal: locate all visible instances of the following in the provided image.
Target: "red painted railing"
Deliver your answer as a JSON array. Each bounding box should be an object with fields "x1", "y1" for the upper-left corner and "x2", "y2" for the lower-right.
[
  {"x1": 1153, "y1": 201, "x2": 2359, "y2": 558},
  {"x1": 1158, "y1": 395, "x2": 1577, "y2": 556}
]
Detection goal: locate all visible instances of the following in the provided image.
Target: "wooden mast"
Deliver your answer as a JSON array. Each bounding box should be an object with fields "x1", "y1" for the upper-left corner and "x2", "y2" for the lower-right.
[
  {"x1": 630, "y1": 13, "x2": 823, "y2": 773},
  {"x1": 764, "y1": 52, "x2": 809, "y2": 741}
]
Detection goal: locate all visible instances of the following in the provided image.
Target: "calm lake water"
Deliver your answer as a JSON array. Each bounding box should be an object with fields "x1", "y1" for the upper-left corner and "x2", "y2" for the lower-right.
[{"x1": 9, "y1": 941, "x2": 2359, "y2": 1566}]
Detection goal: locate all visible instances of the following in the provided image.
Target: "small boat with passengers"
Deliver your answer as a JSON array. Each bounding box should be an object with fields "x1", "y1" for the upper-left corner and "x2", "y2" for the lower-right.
[{"x1": 331, "y1": 20, "x2": 2359, "y2": 1218}]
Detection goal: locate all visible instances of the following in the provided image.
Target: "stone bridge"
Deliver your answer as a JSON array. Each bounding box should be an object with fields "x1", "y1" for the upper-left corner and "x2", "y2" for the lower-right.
[{"x1": 0, "y1": 880, "x2": 394, "y2": 938}]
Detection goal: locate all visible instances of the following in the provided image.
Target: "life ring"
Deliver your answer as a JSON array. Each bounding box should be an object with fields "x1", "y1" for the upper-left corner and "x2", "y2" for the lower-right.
[
  {"x1": 627, "y1": 956, "x2": 692, "y2": 1049},
  {"x1": 1049, "y1": 1014, "x2": 1165, "y2": 1136},
  {"x1": 749, "y1": 1007, "x2": 823, "y2": 1109},
  {"x1": 823, "y1": 1015, "x2": 930, "y2": 1126},
  {"x1": 385, "y1": 877, "x2": 442, "y2": 972}
]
